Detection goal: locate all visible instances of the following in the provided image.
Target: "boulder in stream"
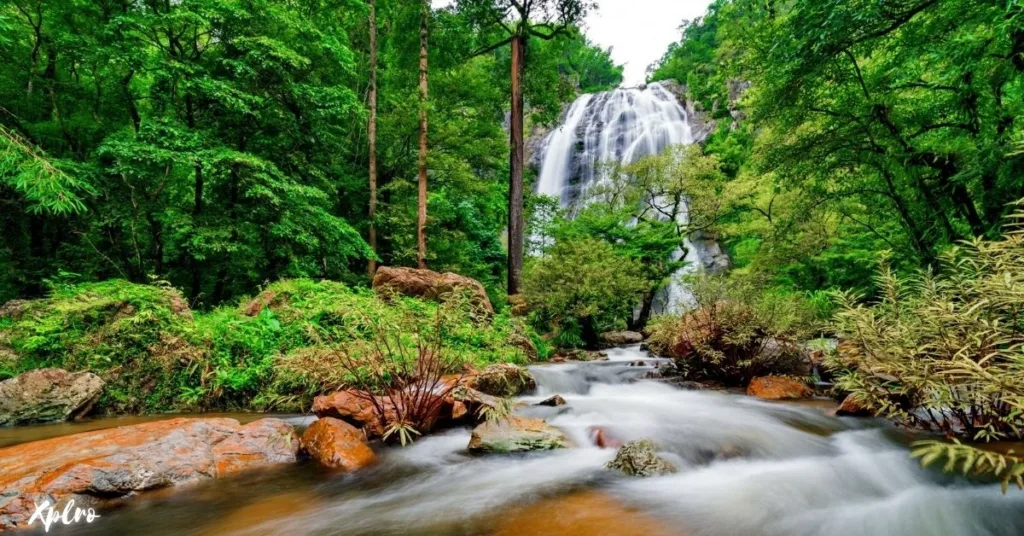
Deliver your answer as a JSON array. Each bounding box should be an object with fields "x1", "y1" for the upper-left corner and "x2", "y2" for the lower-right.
[
  {"x1": 600, "y1": 330, "x2": 644, "y2": 346},
  {"x1": 467, "y1": 363, "x2": 535, "y2": 397},
  {"x1": 0, "y1": 417, "x2": 299, "y2": 531},
  {"x1": 301, "y1": 417, "x2": 376, "y2": 471},
  {"x1": 537, "y1": 394, "x2": 566, "y2": 407},
  {"x1": 605, "y1": 439, "x2": 676, "y2": 477},
  {"x1": 835, "y1": 394, "x2": 873, "y2": 417},
  {"x1": 746, "y1": 375, "x2": 812, "y2": 400},
  {"x1": 468, "y1": 415, "x2": 568, "y2": 453},
  {"x1": 0, "y1": 368, "x2": 104, "y2": 426}
]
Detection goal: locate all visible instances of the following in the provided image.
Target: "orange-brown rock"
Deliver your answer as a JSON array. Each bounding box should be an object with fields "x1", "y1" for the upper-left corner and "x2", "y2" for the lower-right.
[
  {"x1": 300, "y1": 417, "x2": 376, "y2": 471},
  {"x1": 311, "y1": 388, "x2": 463, "y2": 438},
  {"x1": 491, "y1": 491, "x2": 676, "y2": 536},
  {"x1": 372, "y1": 266, "x2": 494, "y2": 316},
  {"x1": 0, "y1": 417, "x2": 298, "y2": 531},
  {"x1": 242, "y1": 289, "x2": 286, "y2": 316},
  {"x1": 746, "y1": 375, "x2": 812, "y2": 400},
  {"x1": 835, "y1": 394, "x2": 873, "y2": 417}
]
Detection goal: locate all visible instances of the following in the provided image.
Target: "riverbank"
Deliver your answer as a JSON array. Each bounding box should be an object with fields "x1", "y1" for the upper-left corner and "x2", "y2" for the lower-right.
[{"x1": 2, "y1": 344, "x2": 1022, "y2": 535}]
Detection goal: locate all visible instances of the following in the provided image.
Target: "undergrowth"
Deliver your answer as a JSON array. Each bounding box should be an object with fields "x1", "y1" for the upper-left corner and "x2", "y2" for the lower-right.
[{"x1": 0, "y1": 278, "x2": 542, "y2": 414}]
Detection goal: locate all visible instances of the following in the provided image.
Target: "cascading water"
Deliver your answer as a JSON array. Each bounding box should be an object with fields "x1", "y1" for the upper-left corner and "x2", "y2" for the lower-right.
[{"x1": 534, "y1": 82, "x2": 703, "y2": 313}]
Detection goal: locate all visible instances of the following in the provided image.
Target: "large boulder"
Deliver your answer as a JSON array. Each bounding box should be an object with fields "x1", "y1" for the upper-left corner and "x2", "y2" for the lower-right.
[
  {"x1": 311, "y1": 387, "x2": 468, "y2": 438},
  {"x1": 600, "y1": 331, "x2": 644, "y2": 347},
  {"x1": 605, "y1": 439, "x2": 675, "y2": 477},
  {"x1": 468, "y1": 415, "x2": 568, "y2": 453},
  {"x1": 0, "y1": 417, "x2": 298, "y2": 531},
  {"x1": 312, "y1": 389, "x2": 396, "y2": 438},
  {"x1": 300, "y1": 417, "x2": 376, "y2": 471},
  {"x1": 746, "y1": 375, "x2": 812, "y2": 400},
  {"x1": 0, "y1": 368, "x2": 104, "y2": 427},
  {"x1": 372, "y1": 266, "x2": 494, "y2": 316},
  {"x1": 467, "y1": 363, "x2": 535, "y2": 397}
]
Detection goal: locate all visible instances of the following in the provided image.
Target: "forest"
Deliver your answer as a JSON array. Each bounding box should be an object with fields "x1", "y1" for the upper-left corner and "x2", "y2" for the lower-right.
[{"x1": 2, "y1": 0, "x2": 1024, "y2": 534}]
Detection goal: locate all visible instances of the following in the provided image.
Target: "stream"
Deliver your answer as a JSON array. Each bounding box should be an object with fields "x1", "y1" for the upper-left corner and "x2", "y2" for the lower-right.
[{"x1": 12, "y1": 345, "x2": 1024, "y2": 535}]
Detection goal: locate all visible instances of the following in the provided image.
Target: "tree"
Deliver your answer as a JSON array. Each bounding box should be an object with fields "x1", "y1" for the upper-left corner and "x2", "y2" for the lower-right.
[
  {"x1": 457, "y1": 0, "x2": 594, "y2": 295},
  {"x1": 368, "y1": 0, "x2": 379, "y2": 277},
  {"x1": 417, "y1": 0, "x2": 429, "y2": 269}
]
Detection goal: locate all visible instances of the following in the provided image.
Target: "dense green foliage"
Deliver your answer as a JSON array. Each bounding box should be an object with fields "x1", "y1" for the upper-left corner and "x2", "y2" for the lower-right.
[
  {"x1": 649, "y1": 0, "x2": 1024, "y2": 296},
  {"x1": 0, "y1": 0, "x2": 621, "y2": 305},
  {"x1": 0, "y1": 278, "x2": 541, "y2": 413},
  {"x1": 523, "y1": 237, "x2": 645, "y2": 348}
]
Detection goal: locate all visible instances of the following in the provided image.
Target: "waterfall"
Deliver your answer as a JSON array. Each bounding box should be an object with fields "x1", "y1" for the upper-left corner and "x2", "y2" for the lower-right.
[{"x1": 534, "y1": 82, "x2": 701, "y2": 313}]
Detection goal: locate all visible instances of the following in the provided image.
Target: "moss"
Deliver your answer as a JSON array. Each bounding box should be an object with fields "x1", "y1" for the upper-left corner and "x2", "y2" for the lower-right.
[{"x1": 0, "y1": 278, "x2": 542, "y2": 415}]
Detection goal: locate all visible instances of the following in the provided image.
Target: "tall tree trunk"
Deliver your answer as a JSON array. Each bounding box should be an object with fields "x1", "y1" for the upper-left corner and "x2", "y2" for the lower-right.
[
  {"x1": 416, "y1": 1, "x2": 429, "y2": 269},
  {"x1": 367, "y1": 0, "x2": 378, "y2": 278},
  {"x1": 507, "y1": 34, "x2": 525, "y2": 295}
]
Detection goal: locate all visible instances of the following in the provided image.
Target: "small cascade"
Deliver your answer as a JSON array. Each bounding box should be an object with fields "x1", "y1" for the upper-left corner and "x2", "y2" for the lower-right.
[{"x1": 534, "y1": 82, "x2": 702, "y2": 313}]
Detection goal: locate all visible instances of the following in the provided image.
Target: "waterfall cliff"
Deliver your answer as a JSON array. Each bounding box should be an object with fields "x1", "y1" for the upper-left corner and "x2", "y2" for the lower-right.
[{"x1": 533, "y1": 81, "x2": 726, "y2": 314}]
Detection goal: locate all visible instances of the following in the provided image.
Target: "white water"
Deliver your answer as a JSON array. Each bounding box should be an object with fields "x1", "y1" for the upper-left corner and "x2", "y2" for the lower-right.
[
  {"x1": 534, "y1": 82, "x2": 702, "y2": 312},
  {"x1": 88, "y1": 346, "x2": 1022, "y2": 536}
]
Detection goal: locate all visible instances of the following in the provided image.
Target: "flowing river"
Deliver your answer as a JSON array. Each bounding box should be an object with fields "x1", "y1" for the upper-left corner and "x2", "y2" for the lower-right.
[{"x1": 13, "y1": 345, "x2": 1024, "y2": 535}]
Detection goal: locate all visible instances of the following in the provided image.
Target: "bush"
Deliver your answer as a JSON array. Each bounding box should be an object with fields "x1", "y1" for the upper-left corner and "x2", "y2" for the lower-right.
[
  {"x1": 646, "y1": 274, "x2": 816, "y2": 386},
  {"x1": 523, "y1": 238, "x2": 647, "y2": 349},
  {"x1": 827, "y1": 233, "x2": 1024, "y2": 442}
]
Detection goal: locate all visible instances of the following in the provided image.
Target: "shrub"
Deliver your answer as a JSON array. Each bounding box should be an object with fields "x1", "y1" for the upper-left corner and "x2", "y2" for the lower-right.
[
  {"x1": 827, "y1": 234, "x2": 1024, "y2": 442},
  {"x1": 646, "y1": 274, "x2": 816, "y2": 386},
  {"x1": 523, "y1": 238, "x2": 647, "y2": 349}
]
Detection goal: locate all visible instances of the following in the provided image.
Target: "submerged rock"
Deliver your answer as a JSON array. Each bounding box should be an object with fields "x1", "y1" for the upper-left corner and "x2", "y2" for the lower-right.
[
  {"x1": 301, "y1": 417, "x2": 376, "y2": 471},
  {"x1": 0, "y1": 417, "x2": 298, "y2": 531},
  {"x1": 600, "y1": 330, "x2": 644, "y2": 346},
  {"x1": 0, "y1": 368, "x2": 104, "y2": 426},
  {"x1": 372, "y1": 266, "x2": 494, "y2": 316},
  {"x1": 491, "y1": 491, "x2": 677, "y2": 536},
  {"x1": 468, "y1": 415, "x2": 568, "y2": 453},
  {"x1": 537, "y1": 394, "x2": 566, "y2": 407},
  {"x1": 468, "y1": 363, "x2": 535, "y2": 397},
  {"x1": 605, "y1": 439, "x2": 675, "y2": 477},
  {"x1": 746, "y1": 375, "x2": 812, "y2": 400}
]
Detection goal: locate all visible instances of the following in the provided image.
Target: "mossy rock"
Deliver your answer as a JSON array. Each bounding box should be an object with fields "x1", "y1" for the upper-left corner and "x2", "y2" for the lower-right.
[
  {"x1": 605, "y1": 439, "x2": 675, "y2": 477},
  {"x1": 468, "y1": 415, "x2": 569, "y2": 453}
]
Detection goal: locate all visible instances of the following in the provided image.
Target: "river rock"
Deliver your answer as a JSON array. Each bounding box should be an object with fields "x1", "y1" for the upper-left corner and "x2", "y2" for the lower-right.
[
  {"x1": 372, "y1": 266, "x2": 494, "y2": 316},
  {"x1": 301, "y1": 417, "x2": 376, "y2": 471},
  {"x1": 835, "y1": 394, "x2": 873, "y2": 417},
  {"x1": 312, "y1": 386, "x2": 472, "y2": 438},
  {"x1": 537, "y1": 394, "x2": 566, "y2": 407},
  {"x1": 600, "y1": 330, "x2": 644, "y2": 346},
  {"x1": 467, "y1": 363, "x2": 535, "y2": 397},
  {"x1": 746, "y1": 375, "x2": 812, "y2": 400},
  {"x1": 0, "y1": 368, "x2": 104, "y2": 427},
  {"x1": 468, "y1": 415, "x2": 568, "y2": 453},
  {"x1": 312, "y1": 389, "x2": 399, "y2": 438},
  {"x1": 605, "y1": 439, "x2": 676, "y2": 477},
  {"x1": 0, "y1": 417, "x2": 298, "y2": 531}
]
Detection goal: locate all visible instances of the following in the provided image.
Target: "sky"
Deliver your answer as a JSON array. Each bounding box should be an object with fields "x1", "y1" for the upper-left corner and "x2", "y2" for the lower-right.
[{"x1": 431, "y1": 0, "x2": 713, "y2": 86}]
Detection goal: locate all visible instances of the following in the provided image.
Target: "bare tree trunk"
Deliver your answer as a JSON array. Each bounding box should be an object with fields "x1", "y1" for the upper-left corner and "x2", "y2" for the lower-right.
[
  {"x1": 417, "y1": 0, "x2": 429, "y2": 269},
  {"x1": 367, "y1": 0, "x2": 378, "y2": 277},
  {"x1": 507, "y1": 34, "x2": 525, "y2": 295}
]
